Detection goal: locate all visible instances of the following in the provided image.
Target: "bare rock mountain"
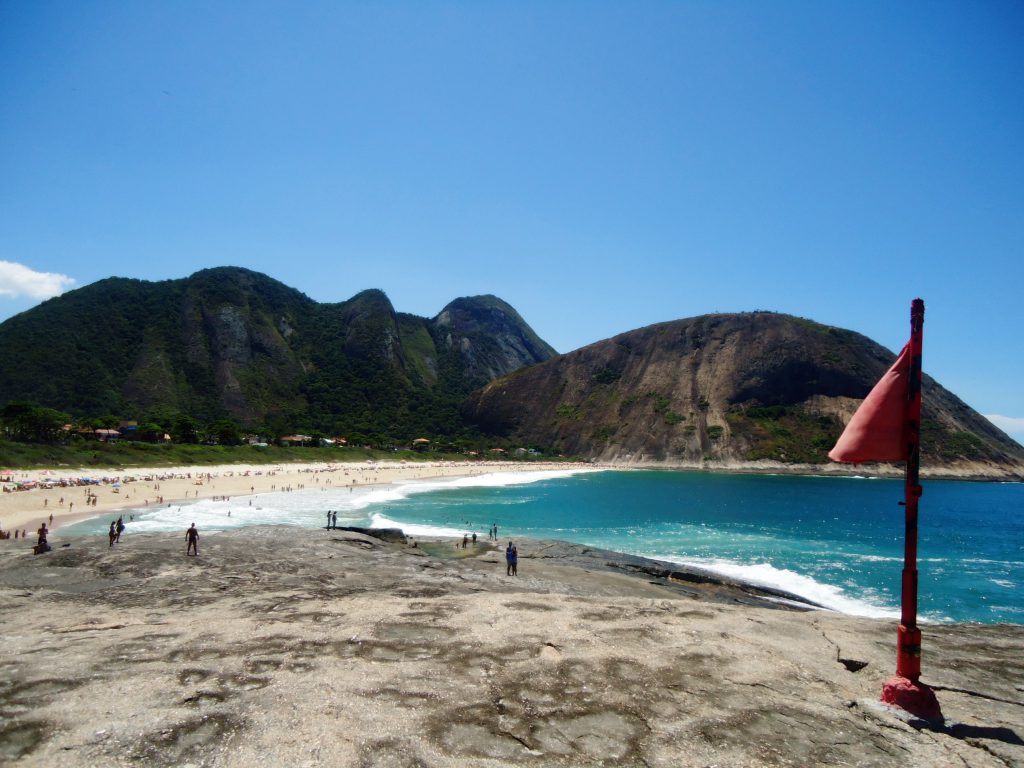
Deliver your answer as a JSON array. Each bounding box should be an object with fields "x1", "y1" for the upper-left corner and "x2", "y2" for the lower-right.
[{"x1": 462, "y1": 312, "x2": 1024, "y2": 476}]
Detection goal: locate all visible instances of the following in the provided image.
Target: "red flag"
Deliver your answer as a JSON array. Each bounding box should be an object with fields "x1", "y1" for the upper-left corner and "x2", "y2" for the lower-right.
[{"x1": 829, "y1": 344, "x2": 911, "y2": 463}]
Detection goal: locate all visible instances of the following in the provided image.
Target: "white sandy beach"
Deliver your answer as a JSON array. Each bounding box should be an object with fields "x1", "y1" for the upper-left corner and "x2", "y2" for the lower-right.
[{"x1": 0, "y1": 460, "x2": 593, "y2": 537}]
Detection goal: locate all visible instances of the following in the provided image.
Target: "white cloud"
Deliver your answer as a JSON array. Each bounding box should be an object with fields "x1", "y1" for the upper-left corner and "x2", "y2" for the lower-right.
[
  {"x1": 984, "y1": 414, "x2": 1024, "y2": 442},
  {"x1": 0, "y1": 261, "x2": 77, "y2": 299}
]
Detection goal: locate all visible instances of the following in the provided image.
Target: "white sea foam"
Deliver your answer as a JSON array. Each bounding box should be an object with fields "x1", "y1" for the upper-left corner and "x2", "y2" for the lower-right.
[
  {"x1": 989, "y1": 605, "x2": 1024, "y2": 615},
  {"x1": 71, "y1": 486, "x2": 376, "y2": 535},
  {"x1": 961, "y1": 558, "x2": 1024, "y2": 566},
  {"x1": 845, "y1": 554, "x2": 902, "y2": 563},
  {"x1": 332, "y1": 467, "x2": 602, "y2": 512},
  {"x1": 355, "y1": 469, "x2": 602, "y2": 537},
  {"x1": 68, "y1": 468, "x2": 600, "y2": 535},
  {"x1": 662, "y1": 556, "x2": 901, "y2": 619},
  {"x1": 369, "y1": 512, "x2": 469, "y2": 538}
]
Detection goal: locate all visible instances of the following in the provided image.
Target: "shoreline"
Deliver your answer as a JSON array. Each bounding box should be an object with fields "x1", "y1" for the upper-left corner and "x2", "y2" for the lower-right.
[
  {"x1": 4, "y1": 459, "x2": 1019, "y2": 628},
  {"x1": 0, "y1": 460, "x2": 598, "y2": 535},
  {"x1": 4, "y1": 452, "x2": 1019, "y2": 537},
  {"x1": 2, "y1": 461, "x2": 857, "y2": 625},
  {"x1": 4, "y1": 457, "x2": 1016, "y2": 540}
]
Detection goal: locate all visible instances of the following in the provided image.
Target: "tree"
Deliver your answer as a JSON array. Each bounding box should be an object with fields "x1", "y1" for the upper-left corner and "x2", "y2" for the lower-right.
[
  {"x1": 206, "y1": 419, "x2": 242, "y2": 446},
  {"x1": 171, "y1": 415, "x2": 199, "y2": 444},
  {"x1": 0, "y1": 401, "x2": 69, "y2": 443},
  {"x1": 32, "y1": 407, "x2": 71, "y2": 443},
  {"x1": 137, "y1": 422, "x2": 165, "y2": 442},
  {"x1": 1, "y1": 401, "x2": 36, "y2": 441}
]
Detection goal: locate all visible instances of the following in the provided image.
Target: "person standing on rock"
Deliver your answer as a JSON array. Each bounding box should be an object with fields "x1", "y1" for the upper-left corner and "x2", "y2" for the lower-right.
[
  {"x1": 331, "y1": 511, "x2": 337, "y2": 529},
  {"x1": 327, "y1": 510, "x2": 332, "y2": 529},
  {"x1": 506, "y1": 541, "x2": 517, "y2": 576},
  {"x1": 185, "y1": 523, "x2": 199, "y2": 556},
  {"x1": 109, "y1": 521, "x2": 117, "y2": 547},
  {"x1": 115, "y1": 516, "x2": 125, "y2": 543}
]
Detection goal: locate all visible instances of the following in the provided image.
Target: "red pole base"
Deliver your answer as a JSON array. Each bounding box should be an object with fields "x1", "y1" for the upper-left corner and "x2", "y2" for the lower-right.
[
  {"x1": 881, "y1": 676, "x2": 943, "y2": 722},
  {"x1": 895, "y1": 624, "x2": 922, "y2": 680}
]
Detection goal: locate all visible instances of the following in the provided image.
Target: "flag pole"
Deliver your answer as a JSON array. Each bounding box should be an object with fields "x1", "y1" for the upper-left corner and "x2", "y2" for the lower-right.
[{"x1": 881, "y1": 298, "x2": 942, "y2": 721}]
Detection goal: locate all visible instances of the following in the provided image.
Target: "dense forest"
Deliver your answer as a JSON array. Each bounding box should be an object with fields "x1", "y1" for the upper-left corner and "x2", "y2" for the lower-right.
[{"x1": 0, "y1": 268, "x2": 555, "y2": 447}]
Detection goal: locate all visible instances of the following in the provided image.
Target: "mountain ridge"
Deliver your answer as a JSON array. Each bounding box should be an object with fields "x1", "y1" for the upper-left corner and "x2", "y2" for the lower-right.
[
  {"x1": 2, "y1": 270, "x2": 1021, "y2": 478},
  {"x1": 462, "y1": 311, "x2": 1024, "y2": 476},
  {"x1": 0, "y1": 267, "x2": 555, "y2": 440}
]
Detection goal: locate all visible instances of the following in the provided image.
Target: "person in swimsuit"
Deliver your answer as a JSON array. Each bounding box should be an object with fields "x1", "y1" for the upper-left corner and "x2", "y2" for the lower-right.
[{"x1": 185, "y1": 523, "x2": 199, "y2": 556}]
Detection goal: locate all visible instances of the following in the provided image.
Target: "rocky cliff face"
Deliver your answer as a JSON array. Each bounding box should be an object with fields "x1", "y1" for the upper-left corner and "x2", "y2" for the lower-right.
[
  {"x1": 431, "y1": 296, "x2": 558, "y2": 392},
  {"x1": 0, "y1": 268, "x2": 555, "y2": 436},
  {"x1": 462, "y1": 312, "x2": 1024, "y2": 475}
]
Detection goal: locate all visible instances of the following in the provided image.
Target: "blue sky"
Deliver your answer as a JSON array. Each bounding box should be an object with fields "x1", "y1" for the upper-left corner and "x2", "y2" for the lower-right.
[{"x1": 1, "y1": 2, "x2": 1022, "y2": 441}]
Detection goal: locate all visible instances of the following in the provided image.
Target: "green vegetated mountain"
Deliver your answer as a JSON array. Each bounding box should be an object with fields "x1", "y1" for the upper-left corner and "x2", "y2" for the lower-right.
[
  {"x1": 462, "y1": 312, "x2": 1024, "y2": 476},
  {"x1": 0, "y1": 267, "x2": 556, "y2": 440}
]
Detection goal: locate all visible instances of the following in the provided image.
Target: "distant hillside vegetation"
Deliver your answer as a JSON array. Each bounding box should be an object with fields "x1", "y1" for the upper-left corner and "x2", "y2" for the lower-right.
[
  {"x1": 462, "y1": 312, "x2": 1024, "y2": 477},
  {"x1": 5, "y1": 275, "x2": 1019, "y2": 477},
  {"x1": 0, "y1": 267, "x2": 555, "y2": 441}
]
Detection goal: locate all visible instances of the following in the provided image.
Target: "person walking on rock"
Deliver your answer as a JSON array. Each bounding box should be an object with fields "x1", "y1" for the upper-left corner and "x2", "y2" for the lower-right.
[
  {"x1": 36, "y1": 522, "x2": 50, "y2": 554},
  {"x1": 185, "y1": 523, "x2": 199, "y2": 556},
  {"x1": 506, "y1": 541, "x2": 519, "y2": 576}
]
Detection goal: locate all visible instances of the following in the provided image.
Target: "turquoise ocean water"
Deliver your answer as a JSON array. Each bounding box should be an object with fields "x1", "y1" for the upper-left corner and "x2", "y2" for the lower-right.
[{"x1": 63, "y1": 469, "x2": 1023, "y2": 624}]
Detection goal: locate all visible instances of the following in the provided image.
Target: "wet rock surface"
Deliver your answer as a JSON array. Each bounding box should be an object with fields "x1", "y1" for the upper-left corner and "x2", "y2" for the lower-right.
[{"x1": 1, "y1": 527, "x2": 1022, "y2": 766}]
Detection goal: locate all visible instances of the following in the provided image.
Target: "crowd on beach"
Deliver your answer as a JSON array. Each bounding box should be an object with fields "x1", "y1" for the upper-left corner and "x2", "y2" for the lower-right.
[
  {"x1": 0, "y1": 462, "x2": 393, "y2": 535},
  {"x1": 1, "y1": 467, "x2": 276, "y2": 495},
  {"x1": 2, "y1": 460, "x2": 591, "y2": 530}
]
